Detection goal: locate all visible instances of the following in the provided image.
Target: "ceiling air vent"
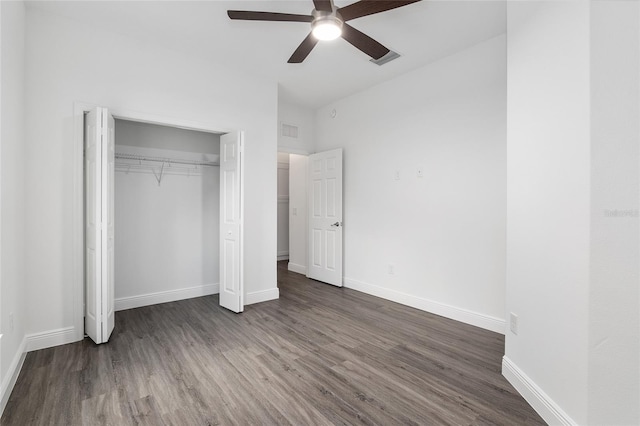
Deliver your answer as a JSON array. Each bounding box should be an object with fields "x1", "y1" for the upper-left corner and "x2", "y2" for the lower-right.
[
  {"x1": 281, "y1": 123, "x2": 299, "y2": 139},
  {"x1": 370, "y1": 50, "x2": 400, "y2": 66}
]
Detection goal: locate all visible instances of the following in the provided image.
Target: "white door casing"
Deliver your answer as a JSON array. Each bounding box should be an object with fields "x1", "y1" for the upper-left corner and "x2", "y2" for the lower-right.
[
  {"x1": 307, "y1": 149, "x2": 343, "y2": 286},
  {"x1": 85, "y1": 107, "x2": 115, "y2": 344},
  {"x1": 219, "y1": 131, "x2": 244, "y2": 313}
]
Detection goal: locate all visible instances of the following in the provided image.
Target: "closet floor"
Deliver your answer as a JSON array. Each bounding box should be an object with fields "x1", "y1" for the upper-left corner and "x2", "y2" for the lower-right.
[{"x1": 2, "y1": 262, "x2": 545, "y2": 425}]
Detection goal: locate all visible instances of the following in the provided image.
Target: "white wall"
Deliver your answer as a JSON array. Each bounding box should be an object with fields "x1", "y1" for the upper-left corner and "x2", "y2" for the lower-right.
[
  {"x1": 288, "y1": 154, "x2": 308, "y2": 275},
  {"x1": 277, "y1": 152, "x2": 289, "y2": 260},
  {"x1": 114, "y1": 120, "x2": 220, "y2": 310},
  {"x1": 504, "y1": 3, "x2": 591, "y2": 424},
  {"x1": 504, "y1": 2, "x2": 640, "y2": 424},
  {"x1": 277, "y1": 96, "x2": 315, "y2": 155},
  {"x1": 315, "y1": 35, "x2": 507, "y2": 333},
  {"x1": 23, "y1": 8, "x2": 278, "y2": 341},
  {"x1": 588, "y1": 1, "x2": 639, "y2": 424},
  {"x1": 0, "y1": 0, "x2": 27, "y2": 411},
  {"x1": 115, "y1": 119, "x2": 220, "y2": 154}
]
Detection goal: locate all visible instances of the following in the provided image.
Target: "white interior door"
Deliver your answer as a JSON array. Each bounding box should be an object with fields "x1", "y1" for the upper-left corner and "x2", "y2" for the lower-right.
[
  {"x1": 219, "y1": 131, "x2": 244, "y2": 313},
  {"x1": 307, "y1": 149, "x2": 343, "y2": 286},
  {"x1": 85, "y1": 107, "x2": 115, "y2": 344}
]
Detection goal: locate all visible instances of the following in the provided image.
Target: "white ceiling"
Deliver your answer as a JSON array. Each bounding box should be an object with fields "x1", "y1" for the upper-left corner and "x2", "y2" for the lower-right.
[{"x1": 26, "y1": 0, "x2": 506, "y2": 109}]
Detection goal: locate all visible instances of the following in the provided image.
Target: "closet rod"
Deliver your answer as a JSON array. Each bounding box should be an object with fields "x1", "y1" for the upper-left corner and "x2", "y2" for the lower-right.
[{"x1": 114, "y1": 153, "x2": 218, "y2": 167}]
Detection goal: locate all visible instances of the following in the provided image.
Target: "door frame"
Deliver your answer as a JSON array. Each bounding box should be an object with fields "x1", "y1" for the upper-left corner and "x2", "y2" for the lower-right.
[{"x1": 72, "y1": 102, "x2": 242, "y2": 341}]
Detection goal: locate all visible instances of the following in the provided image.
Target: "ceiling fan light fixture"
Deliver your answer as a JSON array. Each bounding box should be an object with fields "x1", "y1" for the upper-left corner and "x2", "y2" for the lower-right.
[{"x1": 311, "y1": 17, "x2": 342, "y2": 41}]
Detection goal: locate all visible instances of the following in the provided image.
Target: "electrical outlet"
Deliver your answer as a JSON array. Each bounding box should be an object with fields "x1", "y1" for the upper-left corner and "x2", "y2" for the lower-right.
[
  {"x1": 394, "y1": 170, "x2": 400, "y2": 181},
  {"x1": 417, "y1": 167, "x2": 424, "y2": 178},
  {"x1": 292, "y1": 207, "x2": 297, "y2": 216},
  {"x1": 510, "y1": 312, "x2": 518, "y2": 335},
  {"x1": 9, "y1": 313, "x2": 14, "y2": 332},
  {"x1": 388, "y1": 264, "x2": 395, "y2": 275}
]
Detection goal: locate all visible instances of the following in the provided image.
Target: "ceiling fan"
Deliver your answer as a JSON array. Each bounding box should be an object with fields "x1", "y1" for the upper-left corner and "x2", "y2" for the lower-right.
[{"x1": 227, "y1": 0, "x2": 421, "y2": 63}]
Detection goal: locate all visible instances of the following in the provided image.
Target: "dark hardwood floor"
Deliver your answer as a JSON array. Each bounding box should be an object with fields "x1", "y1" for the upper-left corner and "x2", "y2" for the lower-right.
[{"x1": 2, "y1": 262, "x2": 545, "y2": 425}]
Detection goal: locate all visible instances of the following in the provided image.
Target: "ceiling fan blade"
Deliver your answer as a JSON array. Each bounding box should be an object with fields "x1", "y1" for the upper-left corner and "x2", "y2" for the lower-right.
[
  {"x1": 227, "y1": 10, "x2": 313, "y2": 22},
  {"x1": 313, "y1": 0, "x2": 334, "y2": 12},
  {"x1": 341, "y1": 23, "x2": 389, "y2": 60},
  {"x1": 338, "y1": 0, "x2": 421, "y2": 21},
  {"x1": 288, "y1": 33, "x2": 319, "y2": 63}
]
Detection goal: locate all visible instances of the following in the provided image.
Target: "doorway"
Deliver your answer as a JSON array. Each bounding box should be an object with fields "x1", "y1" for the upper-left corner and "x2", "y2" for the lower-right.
[
  {"x1": 277, "y1": 152, "x2": 290, "y2": 262},
  {"x1": 283, "y1": 153, "x2": 309, "y2": 275},
  {"x1": 278, "y1": 150, "x2": 343, "y2": 286}
]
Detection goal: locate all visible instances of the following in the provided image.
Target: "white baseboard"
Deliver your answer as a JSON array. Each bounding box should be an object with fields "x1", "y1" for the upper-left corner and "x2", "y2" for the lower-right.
[
  {"x1": 277, "y1": 254, "x2": 289, "y2": 261},
  {"x1": 502, "y1": 356, "x2": 575, "y2": 425},
  {"x1": 245, "y1": 288, "x2": 279, "y2": 305},
  {"x1": 287, "y1": 262, "x2": 307, "y2": 275},
  {"x1": 0, "y1": 335, "x2": 27, "y2": 417},
  {"x1": 115, "y1": 283, "x2": 219, "y2": 311},
  {"x1": 343, "y1": 277, "x2": 506, "y2": 334},
  {"x1": 26, "y1": 326, "x2": 78, "y2": 352}
]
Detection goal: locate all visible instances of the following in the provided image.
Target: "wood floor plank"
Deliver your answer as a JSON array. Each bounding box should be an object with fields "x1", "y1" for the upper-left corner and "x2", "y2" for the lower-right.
[
  {"x1": 222, "y1": 347, "x2": 330, "y2": 425},
  {"x1": 322, "y1": 341, "x2": 478, "y2": 424},
  {"x1": 1, "y1": 262, "x2": 546, "y2": 425},
  {"x1": 260, "y1": 351, "x2": 383, "y2": 426}
]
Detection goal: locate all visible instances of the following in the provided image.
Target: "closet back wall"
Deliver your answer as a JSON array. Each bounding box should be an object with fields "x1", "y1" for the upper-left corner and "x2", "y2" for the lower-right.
[{"x1": 114, "y1": 119, "x2": 221, "y2": 310}]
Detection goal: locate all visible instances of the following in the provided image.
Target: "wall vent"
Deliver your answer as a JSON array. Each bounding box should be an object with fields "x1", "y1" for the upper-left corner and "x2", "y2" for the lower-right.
[
  {"x1": 370, "y1": 50, "x2": 401, "y2": 66},
  {"x1": 281, "y1": 122, "x2": 299, "y2": 139}
]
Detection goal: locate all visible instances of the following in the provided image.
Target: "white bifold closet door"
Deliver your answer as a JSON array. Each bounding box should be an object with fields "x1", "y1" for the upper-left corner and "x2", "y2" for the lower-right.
[
  {"x1": 219, "y1": 131, "x2": 244, "y2": 313},
  {"x1": 85, "y1": 107, "x2": 115, "y2": 344}
]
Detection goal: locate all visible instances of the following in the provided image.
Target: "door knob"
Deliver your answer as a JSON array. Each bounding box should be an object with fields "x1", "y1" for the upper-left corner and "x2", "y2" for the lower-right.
[{"x1": 331, "y1": 222, "x2": 342, "y2": 227}]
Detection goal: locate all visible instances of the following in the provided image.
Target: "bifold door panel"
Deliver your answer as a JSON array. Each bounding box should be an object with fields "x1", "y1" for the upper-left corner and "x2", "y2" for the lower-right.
[{"x1": 85, "y1": 107, "x2": 115, "y2": 344}]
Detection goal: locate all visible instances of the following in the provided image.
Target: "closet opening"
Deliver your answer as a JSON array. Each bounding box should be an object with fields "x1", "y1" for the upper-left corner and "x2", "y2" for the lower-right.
[
  {"x1": 77, "y1": 104, "x2": 245, "y2": 345},
  {"x1": 113, "y1": 119, "x2": 221, "y2": 312}
]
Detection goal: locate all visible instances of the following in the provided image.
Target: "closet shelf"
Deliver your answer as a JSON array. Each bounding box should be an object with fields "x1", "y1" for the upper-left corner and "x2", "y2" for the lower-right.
[{"x1": 114, "y1": 152, "x2": 219, "y2": 167}]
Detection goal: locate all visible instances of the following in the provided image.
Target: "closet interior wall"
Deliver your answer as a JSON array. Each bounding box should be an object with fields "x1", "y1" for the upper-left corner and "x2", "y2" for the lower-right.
[{"x1": 114, "y1": 119, "x2": 221, "y2": 310}]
